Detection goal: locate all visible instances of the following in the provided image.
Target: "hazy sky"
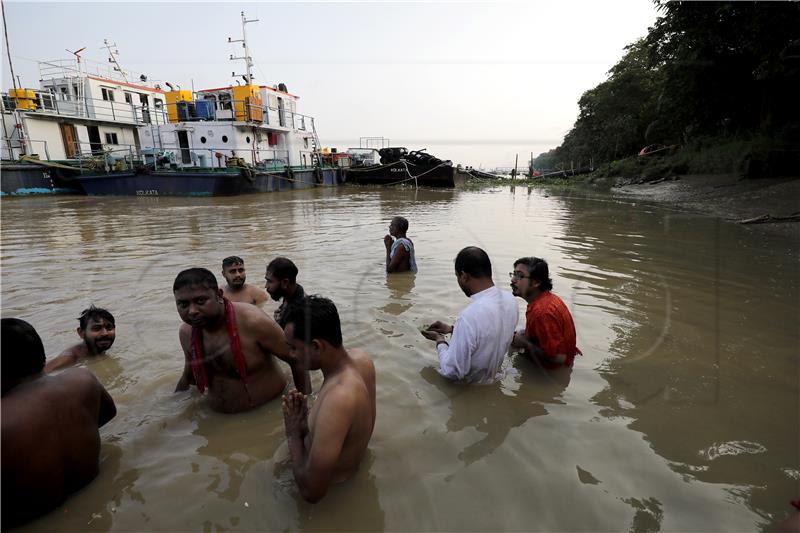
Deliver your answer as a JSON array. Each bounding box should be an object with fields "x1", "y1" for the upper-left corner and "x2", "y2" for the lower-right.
[{"x1": 2, "y1": 0, "x2": 659, "y2": 168}]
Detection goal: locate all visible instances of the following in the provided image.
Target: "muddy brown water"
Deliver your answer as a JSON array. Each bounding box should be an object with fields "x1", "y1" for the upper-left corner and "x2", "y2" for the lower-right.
[{"x1": 1, "y1": 186, "x2": 797, "y2": 532}]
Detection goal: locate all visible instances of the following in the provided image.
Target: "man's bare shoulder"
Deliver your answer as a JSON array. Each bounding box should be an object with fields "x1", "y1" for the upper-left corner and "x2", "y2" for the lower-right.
[
  {"x1": 347, "y1": 349, "x2": 375, "y2": 375},
  {"x1": 234, "y1": 301, "x2": 276, "y2": 326},
  {"x1": 44, "y1": 345, "x2": 83, "y2": 372},
  {"x1": 245, "y1": 284, "x2": 269, "y2": 304}
]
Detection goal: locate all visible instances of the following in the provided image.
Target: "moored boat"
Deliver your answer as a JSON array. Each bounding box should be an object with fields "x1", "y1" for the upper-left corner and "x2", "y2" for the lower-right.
[{"x1": 344, "y1": 147, "x2": 460, "y2": 187}]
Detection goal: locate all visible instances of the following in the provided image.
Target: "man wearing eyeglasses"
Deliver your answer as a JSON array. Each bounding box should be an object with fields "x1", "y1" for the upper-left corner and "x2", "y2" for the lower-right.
[
  {"x1": 420, "y1": 246, "x2": 518, "y2": 384},
  {"x1": 509, "y1": 257, "x2": 581, "y2": 368}
]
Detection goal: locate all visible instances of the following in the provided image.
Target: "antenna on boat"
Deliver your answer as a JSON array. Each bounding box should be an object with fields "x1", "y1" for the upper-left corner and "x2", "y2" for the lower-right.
[
  {"x1": 102, "y1": 38, "x2": 129, "y2": 83},
  {"x1": 228, "y1": 11, "x2": 259, "y2": 85},
  {"x1": 66, "y1": 46, "x2": 86, "y2": 76}
]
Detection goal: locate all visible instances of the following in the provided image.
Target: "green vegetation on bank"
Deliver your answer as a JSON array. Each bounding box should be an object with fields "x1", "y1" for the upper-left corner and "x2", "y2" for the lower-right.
[{"x1": 533, "y1": 2, "x2": 800, "y2": 177}]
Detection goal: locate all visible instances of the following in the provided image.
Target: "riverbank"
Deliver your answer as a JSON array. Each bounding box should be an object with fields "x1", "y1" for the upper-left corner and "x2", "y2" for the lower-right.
[{"x1": 608, "y1": 174, "x2": 800, "y2": 240}]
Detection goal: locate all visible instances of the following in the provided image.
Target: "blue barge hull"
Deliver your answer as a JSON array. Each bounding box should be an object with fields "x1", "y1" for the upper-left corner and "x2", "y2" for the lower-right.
[{"x1": 74, "y1": 167, "x2": 343, "y2": 196}]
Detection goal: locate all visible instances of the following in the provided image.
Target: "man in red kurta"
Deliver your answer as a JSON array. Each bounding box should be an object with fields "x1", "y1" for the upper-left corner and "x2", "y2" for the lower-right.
[{"x1": 510, "y1": 257, "x2": 581, "y2": 367}]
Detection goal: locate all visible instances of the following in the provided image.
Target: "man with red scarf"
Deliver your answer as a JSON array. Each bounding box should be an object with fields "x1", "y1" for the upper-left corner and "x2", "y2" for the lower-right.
[{"x1": 173, "y1": 268, "x2": 309, "y2": 413}]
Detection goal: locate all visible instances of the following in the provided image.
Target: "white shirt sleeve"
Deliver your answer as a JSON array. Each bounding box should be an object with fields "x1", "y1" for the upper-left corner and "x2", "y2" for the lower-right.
[{"x1": 436, "y1": 316, "x2": 476, "y2": 380}]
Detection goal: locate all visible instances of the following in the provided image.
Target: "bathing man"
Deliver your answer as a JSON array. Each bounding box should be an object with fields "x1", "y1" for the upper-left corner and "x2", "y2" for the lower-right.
[
  {"x1": 221, "y1": 256, "x2": 268, "y2": 306},
  {"x1": 282, "y1": 296, "x2": 376, "y2": 503},
  {"x1": 174, "y1": 268, "x2": 310, "y2": 413},
  {"x1": 383, "y1": 216, "x2": 417, "y2": 273},
  {"x1": 510, "y1": 257, "x2": 581, "y2": 367},
  {"x1": 2, "y1": 318, "x2": 117, "y2": 528},
  {"x1": 45, "y1": 306, "x2": 116, "y2": 373},
  {"x1": 265, "y1": 257, "x2": 305, "y2": 327},
  {"x1": 421, "y1": 246, "x2": 518, "y2": 383}
]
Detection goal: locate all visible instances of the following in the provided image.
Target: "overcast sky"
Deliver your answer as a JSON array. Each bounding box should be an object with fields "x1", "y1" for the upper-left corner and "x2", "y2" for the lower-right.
[{"x1": 2, "y1": 0, "x2": 659, "y2": 168}]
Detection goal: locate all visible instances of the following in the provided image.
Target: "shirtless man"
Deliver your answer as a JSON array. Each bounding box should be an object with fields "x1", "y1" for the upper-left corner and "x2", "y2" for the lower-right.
[
  {"x1": 173, "y1": 268, "x2": 309, "y2": 413},
  {"x1": 221, "y1": 256, "x2": 268, "y2": 306},
  {"x1": 45, "y1": 306, "x2": 116, "y2": 372},
  {"x1": 1, "y1": 318, "x2": 117, "y2": 527},
  {"x1": 282, "y1": 295, "x2": 376, "y2": 503}
]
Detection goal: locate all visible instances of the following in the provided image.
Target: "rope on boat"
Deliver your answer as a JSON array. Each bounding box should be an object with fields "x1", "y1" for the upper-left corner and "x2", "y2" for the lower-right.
[{"x1": 378, "y1": 161, "x2": 452, "y2": 187}]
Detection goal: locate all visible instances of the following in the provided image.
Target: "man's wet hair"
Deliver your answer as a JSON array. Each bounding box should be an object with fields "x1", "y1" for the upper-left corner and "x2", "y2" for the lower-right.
[
  {"x1": 267, "y1": 257, "x2": 298, "y2": 283},
  {"x1": 514, "y1": 257, "x2": 553, "y2": 291},
  {"x1": 392, "y1": 216, "x2": 409, "y2": 234},
  {"x1": 222, "y1": 256, "x2": 244, "y2": 269},
  {"x1": 1, "y1": 318, "x2": 46, "y2": 380},
  {"x1": 454, "y1": 246, "x2": 492, "y2": 278},
  {"x1": 78, "y1": 306, "x2": 115, "y2": 330},
  {"x1": 284, "y1": 295, "x2": 342, "y2": 348},
  {"x1": 173, "y1": 268, "x2": 219, "y2": 292}
]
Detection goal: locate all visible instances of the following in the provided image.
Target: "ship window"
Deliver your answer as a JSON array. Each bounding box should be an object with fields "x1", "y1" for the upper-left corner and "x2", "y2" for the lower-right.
[
  {"x1": 222, "y1": 135, "x2": 228, "y2": 143},
  {"x1": 200, "y1": 136, "x2": 207, "y2": 144},
  {"x1": 304, "y1": 138, "x2": 309, "y2": 148},
  {"x1": 124, "y1": 92, "x2": 133, "y2": 104},
  {"x1": 154, "y1": 98, "x2": 163, "y2": 109},
  {"x1": 60, "y1": 86, "x2": 69, "y2": 100},
  {"x1": 246, "y1": 136, "x2": 250, "y2": 143},
  {"x1": 105, "y1": 133, "x2": 119, "y2": 144},
  {"x1": 101, "y1": 88, "x2": 115, "y2": 102}
]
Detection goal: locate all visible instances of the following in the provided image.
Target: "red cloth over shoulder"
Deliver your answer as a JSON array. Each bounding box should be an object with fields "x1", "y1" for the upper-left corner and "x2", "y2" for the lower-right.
[{"x1": 525, "y1": 291, "x2": 581, "y2": 367}]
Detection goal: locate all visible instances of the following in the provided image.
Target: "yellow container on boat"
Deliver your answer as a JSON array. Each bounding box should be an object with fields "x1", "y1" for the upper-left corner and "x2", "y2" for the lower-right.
[
  {"x1": 9, "y1": 88, "x2": 37, "y2": 110},
  {"x1": 165, "y1": 90, "x2": 193, "y2": 123},
  {"x1": 232, "y1": 84, "x2": 262, "y2": 122}
]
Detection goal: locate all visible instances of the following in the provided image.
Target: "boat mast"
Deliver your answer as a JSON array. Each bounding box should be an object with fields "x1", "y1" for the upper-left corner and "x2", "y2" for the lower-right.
[
  {"x1": 228, "y1": 11, "x2": 259, "y2": 85},
  {"x1": 102, "y1": 38, "x2": 129, "y2": 83}
]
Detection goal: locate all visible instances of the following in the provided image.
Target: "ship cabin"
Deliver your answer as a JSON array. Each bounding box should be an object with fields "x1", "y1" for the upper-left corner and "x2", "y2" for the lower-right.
[
  {"x1": 137, "y1": 83, "x2": 318, "y2": 170},
  {"x1": 1, "y1": 57, "x2": 166, "y2": 161}
]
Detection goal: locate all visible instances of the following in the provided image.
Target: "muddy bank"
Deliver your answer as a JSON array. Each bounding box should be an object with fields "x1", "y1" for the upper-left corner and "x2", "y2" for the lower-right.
[{"x1": 608, "y1": 174, "x2": 800, "y2": 240}]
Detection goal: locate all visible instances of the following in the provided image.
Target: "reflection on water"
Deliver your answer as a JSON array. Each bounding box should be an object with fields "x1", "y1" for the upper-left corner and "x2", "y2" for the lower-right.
[{"x1": 1, "y1": 186, "x2": 797, "y2": 532}]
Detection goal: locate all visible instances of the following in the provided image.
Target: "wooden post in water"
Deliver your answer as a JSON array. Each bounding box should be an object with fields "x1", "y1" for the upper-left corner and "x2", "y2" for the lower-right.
[{"x1": 512, "y1": 153, "x2": 518, "y2": 181}]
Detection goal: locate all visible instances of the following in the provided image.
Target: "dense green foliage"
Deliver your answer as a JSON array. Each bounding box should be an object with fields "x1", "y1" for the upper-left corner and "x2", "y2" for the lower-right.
[{"x1": 534, "y1": 1, "x2": 800, "y2": 171}]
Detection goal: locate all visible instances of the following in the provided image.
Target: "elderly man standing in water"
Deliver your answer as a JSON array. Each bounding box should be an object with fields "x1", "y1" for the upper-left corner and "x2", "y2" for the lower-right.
[
  {"x1": 384, "y1": 216, "x2": 417, "y2": 273},
  {"x1": 421, "y1": 246, "x2": 518, "y2": 383},
  {"x1": 221, "y1": 256, "x2": 269, "y2": 306},
  {"x1": 282, "y1": 296, "x2": 376, "y2": 503},
  {"x1": 173, "y1": 268, "x2": 310, "y2": 413},
  {"x1": 1, "y1": 318, "x2": 117, "y2": 528}
]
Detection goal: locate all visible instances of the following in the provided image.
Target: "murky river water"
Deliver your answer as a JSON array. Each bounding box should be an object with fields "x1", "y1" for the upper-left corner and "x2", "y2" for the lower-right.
[{"x1": 1, "y1": 185, "x2": 798, "y2": 532}]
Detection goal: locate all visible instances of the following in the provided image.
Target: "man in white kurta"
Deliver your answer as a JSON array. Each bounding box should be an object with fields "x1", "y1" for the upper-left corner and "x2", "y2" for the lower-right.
[{"x1": 422, "y1": 247, "x2": 518, "y2": 384}]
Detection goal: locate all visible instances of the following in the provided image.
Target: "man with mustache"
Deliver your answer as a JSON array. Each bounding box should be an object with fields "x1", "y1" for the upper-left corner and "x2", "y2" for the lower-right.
[
  {"x1": 221, "y1": 256, "x2": 268, "y2": 306},
  {"x1": 174, "y1": 267, "x2": 309, "y2": 413},
  {"x1": 509, "y1": 256, "x2": 581, "y2": 368},
  {"x1": 45, "y1": 306, "x2": 116, "y2": 373}
]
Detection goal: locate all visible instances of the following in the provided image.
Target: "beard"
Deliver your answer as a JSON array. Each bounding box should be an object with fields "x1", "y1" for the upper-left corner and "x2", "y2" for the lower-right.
[
  {"x1": 86, "y1": 335, "x2": 114, "y2": 354},
  {"x1": 267, "y1": 287, "x2": 285, "y2": 301}
]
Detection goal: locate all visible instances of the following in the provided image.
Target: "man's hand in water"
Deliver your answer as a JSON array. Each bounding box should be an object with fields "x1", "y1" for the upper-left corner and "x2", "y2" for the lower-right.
[
  {"x1": 383, "y1": 235, "x2": 393, "y2": 250},
  {"x1": 421, "y1": 329, "x2": 446, "y2": 343},
  {"x1": 426, "y1": 321, "x2": 453, "y2": 335},
  {"x1": 282, "y1": 389, "x2": 309, "y2": 439}
]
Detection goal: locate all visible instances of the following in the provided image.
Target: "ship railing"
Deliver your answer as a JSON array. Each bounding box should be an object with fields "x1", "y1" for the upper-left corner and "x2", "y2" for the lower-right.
[
  {"x1": 156, "y1": 99, "x2": 316, "y2": 132},
  {"x1": 38, "y1": 57, "x2": 151, "y2": 86},
  {"x1": 68, "y1": 141, "x2": 139, "y2": 173},
  {"x1": 140, "y1": 143, "x2": 292, "y2": 171},
  {"x1": 1, "y1": 138, "x2": 51, "y2": 161},
  {"x1": 0, "y1": 89, "x2": 167, "y2": 125}
]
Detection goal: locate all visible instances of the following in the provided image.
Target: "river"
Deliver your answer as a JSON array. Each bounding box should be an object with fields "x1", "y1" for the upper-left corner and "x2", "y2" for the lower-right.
[{"x1": 1, "y1": 185, "x2": 797, "y2": 532}]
